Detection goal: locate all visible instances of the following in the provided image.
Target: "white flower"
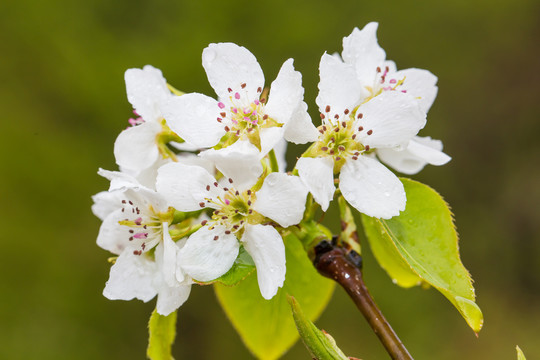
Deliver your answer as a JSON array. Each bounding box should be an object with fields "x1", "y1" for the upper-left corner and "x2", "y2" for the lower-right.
[
  {"x1": 156, "y1": 162, "x2": 308, "y2": 299},
  {"x1": 340, "y1": 23, "x2": 450, "y2": 173},
  {"x1": 92, "y1": 169, "x2": 191, "y2": 315},
  {"x1": 298, "y1": 49, "x2": 427, "y2": 219},
  {"x1": 161, "y1": 43, "x2": 318, "y2": 159},
  {"x1": 114, "y1": 65, "x2": 177, "y2": 174}
]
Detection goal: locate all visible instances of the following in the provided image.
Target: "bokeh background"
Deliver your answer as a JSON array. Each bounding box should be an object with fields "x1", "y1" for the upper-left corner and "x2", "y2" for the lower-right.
[{"x1": 1, "y1": 0, "x2": 539, "y2": 358}]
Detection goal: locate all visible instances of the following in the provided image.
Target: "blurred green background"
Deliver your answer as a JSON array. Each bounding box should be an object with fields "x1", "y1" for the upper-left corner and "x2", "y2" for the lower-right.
[{"x1": 1, "y1": 0, "x2": 539, "y2": 358}]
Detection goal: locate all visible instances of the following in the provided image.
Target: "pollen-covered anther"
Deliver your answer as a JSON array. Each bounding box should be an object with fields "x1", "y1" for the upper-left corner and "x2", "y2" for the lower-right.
[{"x1": 367, "y1": 129, "x2": 373, "y2": 135}]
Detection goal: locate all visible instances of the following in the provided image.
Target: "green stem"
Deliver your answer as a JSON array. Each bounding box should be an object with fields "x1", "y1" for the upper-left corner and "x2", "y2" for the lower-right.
[
  {"x1": 314, "y1": 243, "x2": 413, "y2": 360},
  {"x1": 268, "y1": 149, "x2": 279, "y2": 172}
]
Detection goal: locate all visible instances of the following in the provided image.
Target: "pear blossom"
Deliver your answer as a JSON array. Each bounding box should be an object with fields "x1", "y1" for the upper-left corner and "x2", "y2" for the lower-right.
[
  {"x1": 155, "y1": 162, "x2": 308, "y2": 299},
  {"x1": 114, "y1": 65, "x2": 181, "y2": 174},
  {"x1": 297, "y1": 51, "x2": 427, "y2": 218},
  {"x1": 340, "y1": 22, "x2": 451, "y2": 173},
  {"x1": 92, "y1": 169, "x2": 192, "y2": 315},
  {"x1": 161, "y1": 43, "x2": 318, "y2": 166}
]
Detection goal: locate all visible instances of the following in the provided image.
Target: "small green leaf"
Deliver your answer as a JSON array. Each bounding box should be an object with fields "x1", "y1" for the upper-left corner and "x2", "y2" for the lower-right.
[
  {"x1": 215, "y1": 233, "x2": 335, "y2": 360},
  {"x1": 215, "y1": 246, "x2": 256, "y2": 286},
  {"x1": 289, "y1": 296, "x2": 349, "y2": 360},
  {"x1": 361, "y1": 178, "x2": 483, "y2": 333},
  {"x1": 516, "y1": 346, "x2": 527, "y2": 360},
  {"x1": 147, "y1": 309, "x2": 177, "y2": 360}
]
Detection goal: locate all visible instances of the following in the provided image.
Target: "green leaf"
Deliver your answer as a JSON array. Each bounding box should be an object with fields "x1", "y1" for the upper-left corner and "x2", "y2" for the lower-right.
[
  {"x1": 215, "y1": 233, "x2": 335, "y2": 360},
  {"x1": 361, "y1": 178, "x2": 483, "y2": 333},
  {"x1": 215, "y1": 246, "x2": 256, "y2": 286},
  {"x1": 147, "y1": 309, "x2": 177, "y2": 360},
  {"x1": 516, "y1": 346, "x2": 527, "y2": 360},
  {"x1": 288, "y1": 296, "x2": 348, "y2": 360}
]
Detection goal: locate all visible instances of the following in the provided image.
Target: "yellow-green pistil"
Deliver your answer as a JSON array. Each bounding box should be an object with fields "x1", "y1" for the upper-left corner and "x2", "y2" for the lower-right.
[
  {"x1": 304, "y1": 107, "x2": 373, "y2": 173},
  {"x1": 217, "y1": 85, "x2": 282, "y2": 150},
  {"x1": 199, "y1": 178, "x2": 264, "y2": 239}
]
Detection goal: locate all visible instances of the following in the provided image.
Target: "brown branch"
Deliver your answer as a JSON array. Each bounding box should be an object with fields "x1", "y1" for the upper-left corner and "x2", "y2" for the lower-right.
[{"x1": 314, "y1": 241, "x2": 413, "y2": 360}]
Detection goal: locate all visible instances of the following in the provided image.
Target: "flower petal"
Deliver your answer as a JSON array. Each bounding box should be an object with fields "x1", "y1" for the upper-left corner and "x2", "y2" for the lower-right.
[
  {"x1": 342, "y1": 23, "x2": 386, "y2": 87},
  {"x1": 114, "y1": 121, "x2": 161, "y2": 172},
  {"x1": 392, "y1": 68, "x2": 438, "y2": 113},
  {"x1": 178, "y1": 226, "x2": 239, "y2": 282},
  {"x1": 242, "y1": 224, "x2": 286, "y2": 299},
  {"x1": 103, "y1": 251, "x2": 157, "y2": 302},
  {"x1": 155, "y1": 223, "x2": 178, "y2": 287},
  {"x1": 91, "y1": 190, "x2": 123, "y2": 221},
  {"x1": 252, "y1": 173, "x2": 308, "y2": 227},
  {"x1": 283, "y1": 101, "x2": 319, "y2": 144},
  {"x1": 316, "y1": 53, "x2": 362, "y2": 117},
  {"x1": 377, "y1": 136, "x2": 451, "y2": 175},
  {"x1": 265, "y1": 59, "x2": 304, "y2": 126},
  {"x1": 97, "y1": 209, "x2": 130, "y2": 255},
  {"x1": 408, "y1": 136, "x2": 451, "y2": 165},
  {"x1": 156, "y1": 162, "x2": 221, "y2": 211},
  {"x1": 202, "y1": 43, "x2": 264, "y2": 102},
  {"x1": 156, "y1": 283, "x2": 192, "y2": 315},
  {"x1": 125, "y1": 65, "x2": 171, "y2": 123},
  {"x1": 296, "y1": 157, "x2": 335, "y2": 211},
  {"x1": 161, "y1": 93, "x2": 224, "y2": 148},
  {"x1": 356, "y1": 91, "x2": 426, "y2": 149},
  {"x1": 260, "y1": 127, "x2": 285, "y2": 158},
  {"x1": 199, "y1": 140, "x2": 263, "y2": 191},
  {"x1": 339, "y1": 156, "x2": 405, "y2": 219}
]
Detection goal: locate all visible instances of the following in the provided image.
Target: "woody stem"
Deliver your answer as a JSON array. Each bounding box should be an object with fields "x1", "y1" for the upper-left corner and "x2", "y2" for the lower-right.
[{"x1": 313, "y1": 241, "x2": 413, "y2": 360}]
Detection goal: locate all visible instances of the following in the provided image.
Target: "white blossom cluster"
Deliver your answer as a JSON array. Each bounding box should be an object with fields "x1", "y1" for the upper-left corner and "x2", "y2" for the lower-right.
[{"x1": 92, "y1": 22, "x2": 450, "y2": 315}]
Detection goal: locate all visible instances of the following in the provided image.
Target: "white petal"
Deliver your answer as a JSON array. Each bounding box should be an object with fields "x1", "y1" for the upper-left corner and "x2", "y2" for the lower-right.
[
  {"x1": 283, "y1": 101, "x2": 319, "y2": 144},
  {"x1": 202, "y1": 43, "x2": 264, "y2": 102},
  {"x1": 296, "y1": 157, "x2": 335, "y2": 211},
  {"x1": 242, "y1": 224, "x2": 286, "y2": 299},
  {"x1": 260, "y1": 127, "x2": 285, "y2": 158},
  {"x1": 357, "y1": 91, "x2": 426, "y2": 149},
  {"x1": 339, "y1": 156, "x2": 405, "y2": 219},
  {"x1": 154, "y1": 223, "x2": 178, "y2": 287},
  {"x1": 176, "y1": 153, "x2": 215, "y2": 175},
  {"x1": 272, "y1": 138, "x2": 288, "y2": 172},
  {"x1": 91, "y1": 190, "x2": 123, "y2": 221},
  {"x1": 408, "y1": 136, "x2": 451, "y2": 165},
  {"x1": 125, "y1": 65, "x2": 171, "y2": 123},
  {"x1": 178, "y1": 226, "x2": 239, "y2": 282},
  {"x1": 265, "y1": 59, "x2": 304, "y2": 126},
  {"x1": 156, "y1": 162, "x2": 220, "y2": 211},
  {"x1": 316, "y1": 53, "x2": 362, "y2": 117},
  {"x1": 97, "y1": 209, "x2": 130, "y2": 255},
  {"x1": 199, "y1": 140, "x2": 262, "y2": 191},
  {"x1": 98, "y1": 168, "x2": 141, "y2": 191},
  {"x1": 161, "y1": 93, "x2": 224, "y2": 148},
  {"x1": 252, "y1": 173, "x2": 308, "y2": 227},
  {"x1": 377, "y1": 136, "x2": 450, "y2": 175},
  {"x1": 342, "y1": 23, "x2": 386, "y2": 86},
  {"x1": 103, "y1": 251, "x2": 157, "y2": 302},
  {"x1": 114, "y1": 121, "x2": 161, "y2": 172},
  {"x1": 156, "y1": 284, "x2": 192, "y2": 315},
  {"x1": 392, "y1": 68, "x2": 438, "y2": 113},
  {"x1": 121, "y1": 157, "x2": 173, "y2": 190}
]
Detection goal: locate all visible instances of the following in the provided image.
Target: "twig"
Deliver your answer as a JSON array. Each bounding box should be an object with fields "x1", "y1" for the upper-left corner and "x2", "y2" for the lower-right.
[{"x1": 313, "y1": 241, "x2": 413, "y2": 360}]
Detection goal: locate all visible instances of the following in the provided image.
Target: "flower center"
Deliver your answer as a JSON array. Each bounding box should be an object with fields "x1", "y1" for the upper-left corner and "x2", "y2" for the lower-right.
[
  {"x1": 118, "y1": 199, "x2": 162, "y2": 255},
  {"x1": 198, "y1": 178, "x2": 263, "y2": 237},
  {"x1": 215, "y1": 84, "x2": 282, "y2": 150},
  {"x1": 364, "y1": 66, "x2": 407, "y2": 102},
  {"x1": 306, "y1": 106, "x2": 375, "y2": 172}
]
